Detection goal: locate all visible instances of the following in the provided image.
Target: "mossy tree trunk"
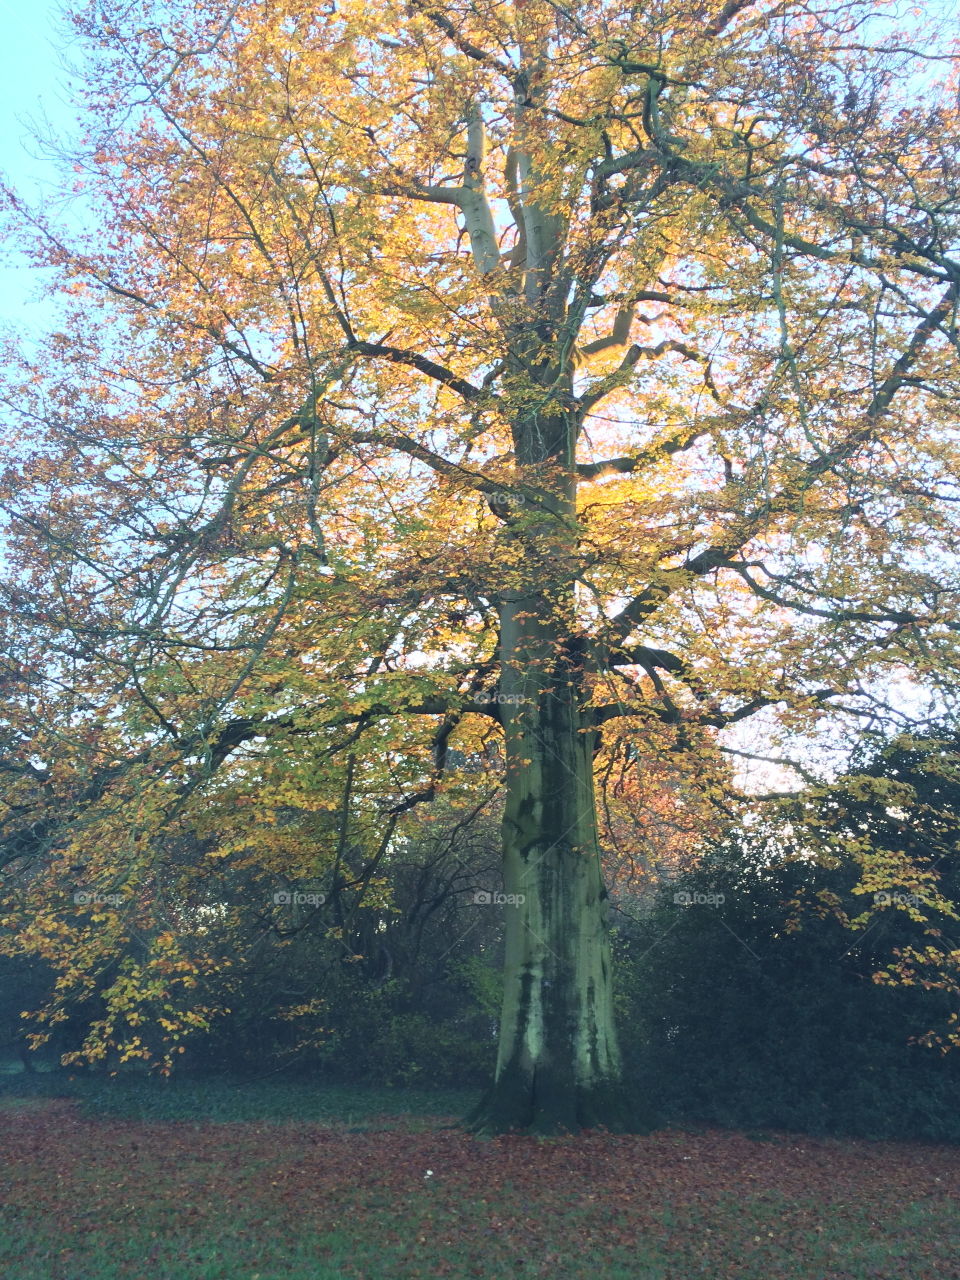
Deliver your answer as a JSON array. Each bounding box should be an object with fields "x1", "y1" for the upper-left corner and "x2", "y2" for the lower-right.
[{"x1": 467, "y1": 386, "x2": 644, "y2": 1135}]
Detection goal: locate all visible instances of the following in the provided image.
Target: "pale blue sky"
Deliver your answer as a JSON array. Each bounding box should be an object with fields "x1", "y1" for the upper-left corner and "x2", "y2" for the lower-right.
[{"x1": 0, "y1": 1, "x2": 78, "y2": 330}]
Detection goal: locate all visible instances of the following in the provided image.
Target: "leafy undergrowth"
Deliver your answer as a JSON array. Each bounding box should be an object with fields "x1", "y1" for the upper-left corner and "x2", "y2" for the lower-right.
[{"x1": 1, "y1": 1091, "x2": 958, "y2": 1279}]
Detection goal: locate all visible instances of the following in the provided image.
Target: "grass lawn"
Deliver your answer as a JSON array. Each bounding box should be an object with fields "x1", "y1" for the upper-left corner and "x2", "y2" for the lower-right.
[{"x1": 1, "y1": 1076, "x2": 957, "y2": 1279}]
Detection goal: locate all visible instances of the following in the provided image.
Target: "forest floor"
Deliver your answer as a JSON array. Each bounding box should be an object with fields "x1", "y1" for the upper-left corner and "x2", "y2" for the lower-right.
[{"x1": 1, "y1": 1077, "x2": 958, "y2": 1279}]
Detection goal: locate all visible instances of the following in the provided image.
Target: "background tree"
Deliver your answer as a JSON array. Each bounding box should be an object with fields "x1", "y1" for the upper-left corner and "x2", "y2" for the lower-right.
[
  {"x1": 0, "y1": 0, "x2": 959, "y2": 1131},
  {"x1": 618, "y1": 723, "x2": 960, "y2": 1140}
]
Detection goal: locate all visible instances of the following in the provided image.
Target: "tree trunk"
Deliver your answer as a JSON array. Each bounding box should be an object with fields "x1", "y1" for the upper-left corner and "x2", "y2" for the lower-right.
[{"x1": 466, "y1": 580, "x2": 649, "y2": 1133}]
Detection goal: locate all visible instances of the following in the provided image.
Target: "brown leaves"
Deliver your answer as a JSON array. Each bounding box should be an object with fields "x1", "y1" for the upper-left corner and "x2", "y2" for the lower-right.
[{"x1": 2, "y1": 1098, "x2": 959, "y2": 1278}]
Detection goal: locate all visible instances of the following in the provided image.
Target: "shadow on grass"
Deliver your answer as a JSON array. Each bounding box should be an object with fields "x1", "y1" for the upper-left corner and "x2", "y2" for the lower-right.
[{"x1": 0, "y1": 1070, "x2": 481, "y2": 1128}]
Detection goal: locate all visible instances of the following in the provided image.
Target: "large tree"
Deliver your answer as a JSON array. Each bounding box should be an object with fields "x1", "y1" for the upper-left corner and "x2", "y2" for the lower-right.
[{"x1": 1, "y1": 0, "x2": 959, "y2": 1131}]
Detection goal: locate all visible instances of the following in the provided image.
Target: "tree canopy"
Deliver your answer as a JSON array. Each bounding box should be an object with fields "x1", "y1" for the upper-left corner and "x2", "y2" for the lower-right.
[{"x1": 0, "y1": 0, "x2": 958, "y2": 1131}]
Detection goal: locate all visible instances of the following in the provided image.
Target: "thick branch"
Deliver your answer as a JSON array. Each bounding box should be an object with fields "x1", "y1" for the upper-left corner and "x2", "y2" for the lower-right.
[
  {"x1": 704, "y1": 0, "x2": 758, "y2": 37},
  {"x1": 576, "y1": 339, "x2": 708, "y2": 416},
  {"x1": 608, "y1": 545, "x2": 733, "y2": 643},
  {"x1": 579, "y1": 303, "x2": 636, "y2": 356},
  {"x1": 408, "y1": 2, "x2": 512, "y2": 74},
  {"x1": 348, "y1": 340, "x2": 486, "y2": 402},
  {"x1": 729, "y1": 563, "x2": 919, "y2": 627},
  {"x1": 577, "y1": 427, "x2": 707, "y2": 480},
  {"x1": 460, "y1": 106, "x2": 502, "y2": 275},
  {"x1": 351, "y1": 429, "x2": 517, "y2": 506}
]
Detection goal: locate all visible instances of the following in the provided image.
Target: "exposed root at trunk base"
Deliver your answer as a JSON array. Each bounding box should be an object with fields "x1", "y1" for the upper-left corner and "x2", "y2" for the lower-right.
[{"x1": 463, "y1": 1075, "x2": 658, "y2": 1137}]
